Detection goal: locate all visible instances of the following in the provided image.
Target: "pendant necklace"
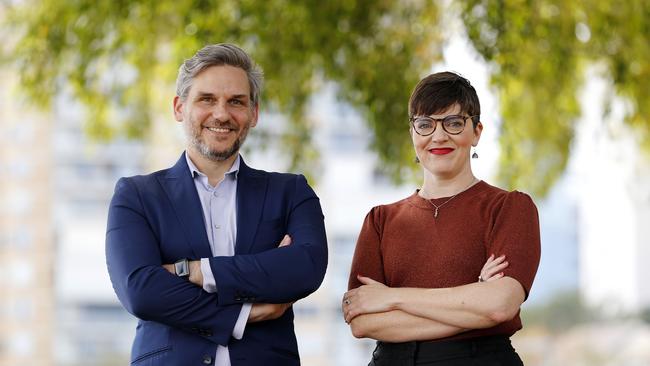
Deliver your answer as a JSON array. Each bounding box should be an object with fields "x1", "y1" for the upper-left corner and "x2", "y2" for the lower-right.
[{"x1": 421, "y1": 178, "x2": 478, "y2": 218}]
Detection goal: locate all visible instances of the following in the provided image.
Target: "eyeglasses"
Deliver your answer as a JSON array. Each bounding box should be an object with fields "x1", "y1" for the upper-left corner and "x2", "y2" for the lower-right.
[{"x1": 410, "y1": 115, "x2": 479, "y2": 136}]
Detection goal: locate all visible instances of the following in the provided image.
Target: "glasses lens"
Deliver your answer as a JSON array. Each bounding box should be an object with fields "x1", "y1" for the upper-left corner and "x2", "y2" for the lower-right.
[
  {"x1": 443, "y1": 116, "x2": 465, "y2": 134},
  {"x1": 414, "y1": 117, "x2": 435, "y2": 135}
]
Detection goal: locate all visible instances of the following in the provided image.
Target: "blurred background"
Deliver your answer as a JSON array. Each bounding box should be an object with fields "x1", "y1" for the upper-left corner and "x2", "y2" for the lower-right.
[{"x1": 1, "y1": 0, "x2": 649, "y2": 365}]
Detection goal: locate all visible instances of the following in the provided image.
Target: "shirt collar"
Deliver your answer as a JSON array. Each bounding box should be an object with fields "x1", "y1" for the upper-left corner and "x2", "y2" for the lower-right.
[{"x1": 185, "y1": 152, "x2": 241, "y2": 181}]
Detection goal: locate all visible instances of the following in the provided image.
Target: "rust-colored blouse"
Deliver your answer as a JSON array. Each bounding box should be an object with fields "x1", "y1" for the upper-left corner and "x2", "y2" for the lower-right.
[{"x1": 348, "y1": 181, "x2": 541, "y2": 341}]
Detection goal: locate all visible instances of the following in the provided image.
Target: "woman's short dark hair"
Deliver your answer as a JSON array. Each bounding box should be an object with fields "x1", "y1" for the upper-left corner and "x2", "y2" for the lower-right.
[{"x1": 408, "y1": 71, "x2": 481, "y2": 126}]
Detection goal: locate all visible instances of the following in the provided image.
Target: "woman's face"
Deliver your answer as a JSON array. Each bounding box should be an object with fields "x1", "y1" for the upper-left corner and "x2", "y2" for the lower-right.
[{"x1": 411, "y1": 103, "x2": 482, "y2": 179}]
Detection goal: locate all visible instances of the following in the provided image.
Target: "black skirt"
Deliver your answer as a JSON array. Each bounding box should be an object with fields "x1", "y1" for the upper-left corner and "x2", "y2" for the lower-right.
[{"x1": 368, "y1": 336, "x2": 524, "y2": 366}]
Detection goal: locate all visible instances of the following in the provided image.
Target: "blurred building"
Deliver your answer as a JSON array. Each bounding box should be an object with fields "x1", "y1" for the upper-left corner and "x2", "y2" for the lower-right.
[
  {"x1": 0, "y1": 73, "x2": 405, "y2": 365},
  {"x1": 243, "y1": 86, "x2": 414, "y2": 365},
  {"x1": 574, "y1": 70, "x2": 650, "y2": 313},
  {"x1": 1, "y1": 40, "x2": 597, "y2": 366},
  {"x1": 52, "y1": 94, "x2": 146, "y2": 366},
  {"x1": 0, "y1": 73, "x2": 55, "y2": 366},
  {"x1": 50, "y1": 83, "x2": 406, "y2": 365}
]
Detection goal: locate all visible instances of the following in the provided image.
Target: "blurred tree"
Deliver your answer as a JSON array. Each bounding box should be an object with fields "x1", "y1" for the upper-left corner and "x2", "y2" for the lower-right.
[
  {"x1": 640, "y1": 307, "x2": 650, "y2": 324},
  {"x1": 1, "y1": 0, "x2": 441, "y2": 183},
  {"x1": 2, "y1": 0, "x2": 648, "y2": 196},
  {"x1": 460, "y1": 0, "x2": 650, "y2": 195},
  {"x1": 521, "y1": 290, "x2": 600, "y2": 332}
]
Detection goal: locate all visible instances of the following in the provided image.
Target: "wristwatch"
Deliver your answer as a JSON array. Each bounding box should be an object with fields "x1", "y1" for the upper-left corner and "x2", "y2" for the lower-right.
[{"x1": 174, "y1": 258, "x2": 190, "y2": 278}]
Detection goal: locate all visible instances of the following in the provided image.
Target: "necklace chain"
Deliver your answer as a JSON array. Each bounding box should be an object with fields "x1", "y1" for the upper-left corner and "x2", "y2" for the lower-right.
[{"x1": 421, "y1": 178, "x2": 478, "y2": 218}]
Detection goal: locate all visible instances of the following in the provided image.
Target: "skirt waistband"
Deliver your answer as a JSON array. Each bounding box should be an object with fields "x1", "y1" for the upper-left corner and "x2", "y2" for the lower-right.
[{"x1": 373, "y1": 335, "x2": 514, "y2": 362}]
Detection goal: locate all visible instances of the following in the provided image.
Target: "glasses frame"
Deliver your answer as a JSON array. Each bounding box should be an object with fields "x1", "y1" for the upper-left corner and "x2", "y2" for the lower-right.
[{"x1": 410, "y1": 115, "x2": 480, "y2": 136}]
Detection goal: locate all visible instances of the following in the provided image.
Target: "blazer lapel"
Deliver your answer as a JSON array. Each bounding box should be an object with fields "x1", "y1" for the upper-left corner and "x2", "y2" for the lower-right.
[
  {"x1": 235, "y1": 159, "x2": 268, "y2": 254},
  {"x1": 158, "y1": 152, "x2": 212, "y2": 258}
]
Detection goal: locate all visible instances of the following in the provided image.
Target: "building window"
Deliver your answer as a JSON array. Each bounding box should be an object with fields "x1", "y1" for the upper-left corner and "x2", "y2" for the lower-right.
[
  {"x1": 12, "y1": 228, "x2": 33, "y2": 250},
  {"x1": 9, "y1": 298, "x2": 33, "y2": 321},
  {"x1": 5, "y1": 189, "x2": 32, "y2": 215},
  {"x1": 8, "y1": 331, "x2": 33, "y2": 356},
  {"x1": 10, "y1": 261, "x2": 33, "y2": 287}
]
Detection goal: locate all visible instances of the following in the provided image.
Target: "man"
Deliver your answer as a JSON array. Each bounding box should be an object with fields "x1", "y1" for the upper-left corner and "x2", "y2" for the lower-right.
[{"x1": 106, "y1": 43, "x2": 328, "y2": 366}]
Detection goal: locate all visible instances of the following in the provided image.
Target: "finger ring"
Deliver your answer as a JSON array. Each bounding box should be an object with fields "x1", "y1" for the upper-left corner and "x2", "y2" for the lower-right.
[
  {"x1": 478, "y1": 275, "x2": 485, "y2": 282},
  {"x1": 344, "y1": 299, "x2": 351, "y2": 305}
]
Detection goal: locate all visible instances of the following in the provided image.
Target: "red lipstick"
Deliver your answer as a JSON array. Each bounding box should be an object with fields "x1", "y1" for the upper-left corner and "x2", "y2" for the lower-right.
[{"x1": 430, "y1": 148, "x2": 454, "y2": 155}]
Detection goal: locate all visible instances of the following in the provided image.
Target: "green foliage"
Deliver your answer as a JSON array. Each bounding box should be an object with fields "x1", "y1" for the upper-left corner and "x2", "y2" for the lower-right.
[
  {"x1": 640, "y1": 307, "x2": 650, "y2": 324},
  {"x1": 459, "y1": 0, "x2": 650, "y2": 196},
  {"x1": 2, "y1": 0, "x2": 649, "y2": 195},
  {"x1": 1, "y1": 0, "x2": 441, "y2": 183},
  {"x1": 522, "y1": 290, "x2": 600, "y2": 332}
]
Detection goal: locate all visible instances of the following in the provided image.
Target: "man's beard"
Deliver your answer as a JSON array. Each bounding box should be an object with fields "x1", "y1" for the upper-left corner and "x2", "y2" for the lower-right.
[{"x1": 186, "y1": 121, "x2": 251, "y2": 162}]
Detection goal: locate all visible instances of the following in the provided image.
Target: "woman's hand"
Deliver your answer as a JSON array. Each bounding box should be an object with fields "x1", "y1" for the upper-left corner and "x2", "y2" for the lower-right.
[
  {"x1": 478, "y1": 254, "x2": 509, "y2": 282},
  {"x1": 342, "y1": 255, "x2": 510, "y2": 324},
  {"x1": 342, "y1": 275, "x2": 398, "y2": 323}
]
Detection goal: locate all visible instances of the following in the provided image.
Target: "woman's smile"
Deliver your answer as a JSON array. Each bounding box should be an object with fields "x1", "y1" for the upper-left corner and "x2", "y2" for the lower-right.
[{"x1": 429, "y1": 148, "x2": 454, "y2": 155}]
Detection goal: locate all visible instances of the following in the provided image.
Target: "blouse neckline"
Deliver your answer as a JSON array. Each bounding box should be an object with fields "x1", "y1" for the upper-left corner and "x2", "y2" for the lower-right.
[{"x1": 408, "y1": 180, "x2": 488, "y2": 210}]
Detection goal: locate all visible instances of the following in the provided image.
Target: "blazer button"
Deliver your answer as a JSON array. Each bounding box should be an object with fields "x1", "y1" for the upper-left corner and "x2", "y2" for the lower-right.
[{"x1": 202, "y1": 355, "x2": 212, "y2": 364}]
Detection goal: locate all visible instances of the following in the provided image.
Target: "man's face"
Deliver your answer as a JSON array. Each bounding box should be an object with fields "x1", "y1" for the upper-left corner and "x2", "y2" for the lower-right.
[{"x1": 174, "y1": 65, "x2": 258, "y2": 162}]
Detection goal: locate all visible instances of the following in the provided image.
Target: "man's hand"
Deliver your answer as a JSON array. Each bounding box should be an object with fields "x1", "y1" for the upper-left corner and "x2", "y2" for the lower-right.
[
  {"x1": 247, "y1": 234, "x2": 295, "y2": 322},
  {"x1": 162, "y1": 234, "x2": 292, "y2": 288},
  {"x1": 162, "y1": 260, "x2": 203, "y2": 287},
  {"x1": 248, "y1": 302, "x2": 294, "y2": 323},
  {"x1": 277, "y1": 234, "x2": 291, "y2": 247}
]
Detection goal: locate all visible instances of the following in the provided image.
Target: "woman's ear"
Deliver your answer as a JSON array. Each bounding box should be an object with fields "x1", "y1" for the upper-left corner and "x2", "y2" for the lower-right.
[{"x1": 472, "y1": 121, "x2": 483, "y2": 146}]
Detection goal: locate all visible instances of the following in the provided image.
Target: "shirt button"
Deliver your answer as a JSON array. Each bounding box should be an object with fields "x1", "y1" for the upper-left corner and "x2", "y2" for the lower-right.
[
  {"x1": 202, "y1": 355, "x2": 212, "y2": 364},
  {"x1": 214, "y1": 224, "x2": 221, "y2": 229}
]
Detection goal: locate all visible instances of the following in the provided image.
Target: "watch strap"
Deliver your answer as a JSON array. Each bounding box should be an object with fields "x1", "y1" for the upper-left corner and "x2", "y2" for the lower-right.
[{"x1": 174, "y1": 258, "x2": 190, "y2": 277}]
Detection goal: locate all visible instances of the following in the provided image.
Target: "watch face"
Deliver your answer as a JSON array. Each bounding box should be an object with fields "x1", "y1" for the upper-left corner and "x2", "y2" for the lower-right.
[{"x1": 174, "y1": 259, "x2": 190, "y2": 277}]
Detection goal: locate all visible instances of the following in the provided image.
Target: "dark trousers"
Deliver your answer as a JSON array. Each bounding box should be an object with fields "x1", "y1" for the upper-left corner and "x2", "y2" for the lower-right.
[{"x1": 368, "y1": 336, "x2": 524, "y2": 366}]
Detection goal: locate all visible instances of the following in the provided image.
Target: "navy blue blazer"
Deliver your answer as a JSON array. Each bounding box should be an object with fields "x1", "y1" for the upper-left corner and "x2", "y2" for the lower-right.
[{"x1": 106, "y1": 153, "x2": 328, "y2": 365}]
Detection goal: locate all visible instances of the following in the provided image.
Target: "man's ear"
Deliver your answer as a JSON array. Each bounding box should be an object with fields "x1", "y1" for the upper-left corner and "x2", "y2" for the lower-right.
[
  {"x1": 173, "y1": 96, "x2": 184, "y2": 122},
  {"x1": 250, "y1": 103, "x2": 259, "y2": 128}
]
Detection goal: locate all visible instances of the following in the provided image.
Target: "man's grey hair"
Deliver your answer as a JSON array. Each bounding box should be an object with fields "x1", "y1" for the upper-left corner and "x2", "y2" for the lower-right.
[{"x1": 175, "y1": 43, "x2": 264, "y2": 107}]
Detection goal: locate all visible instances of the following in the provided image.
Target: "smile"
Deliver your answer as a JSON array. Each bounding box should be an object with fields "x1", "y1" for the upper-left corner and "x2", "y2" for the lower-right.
[
  {"x1": 429, "y1": 148, "x2": 454, "y2": 155},
  {"x1": 206, "y1": 127, "x2": 234, "y2": 133}
]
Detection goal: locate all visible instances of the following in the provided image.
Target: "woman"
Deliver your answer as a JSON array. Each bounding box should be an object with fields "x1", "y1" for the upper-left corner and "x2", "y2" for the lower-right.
[{"x1": 343, "y1": 72, "x2": 541, "y2": 365}]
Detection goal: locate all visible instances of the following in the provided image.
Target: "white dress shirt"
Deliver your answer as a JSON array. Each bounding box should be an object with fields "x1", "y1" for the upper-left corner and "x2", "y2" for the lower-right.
[{"x1": 186, "y1": 153, "x2": 252, "y2": 366}]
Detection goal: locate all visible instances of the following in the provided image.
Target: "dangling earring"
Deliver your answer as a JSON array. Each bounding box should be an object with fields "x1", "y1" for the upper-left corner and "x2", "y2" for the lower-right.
[
  {"x1": 472, "y1": 149, "x2": 479, "y2": 159},
  {"x1": 415, "y1": 156, "x2": 420, "y2": 163}
]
